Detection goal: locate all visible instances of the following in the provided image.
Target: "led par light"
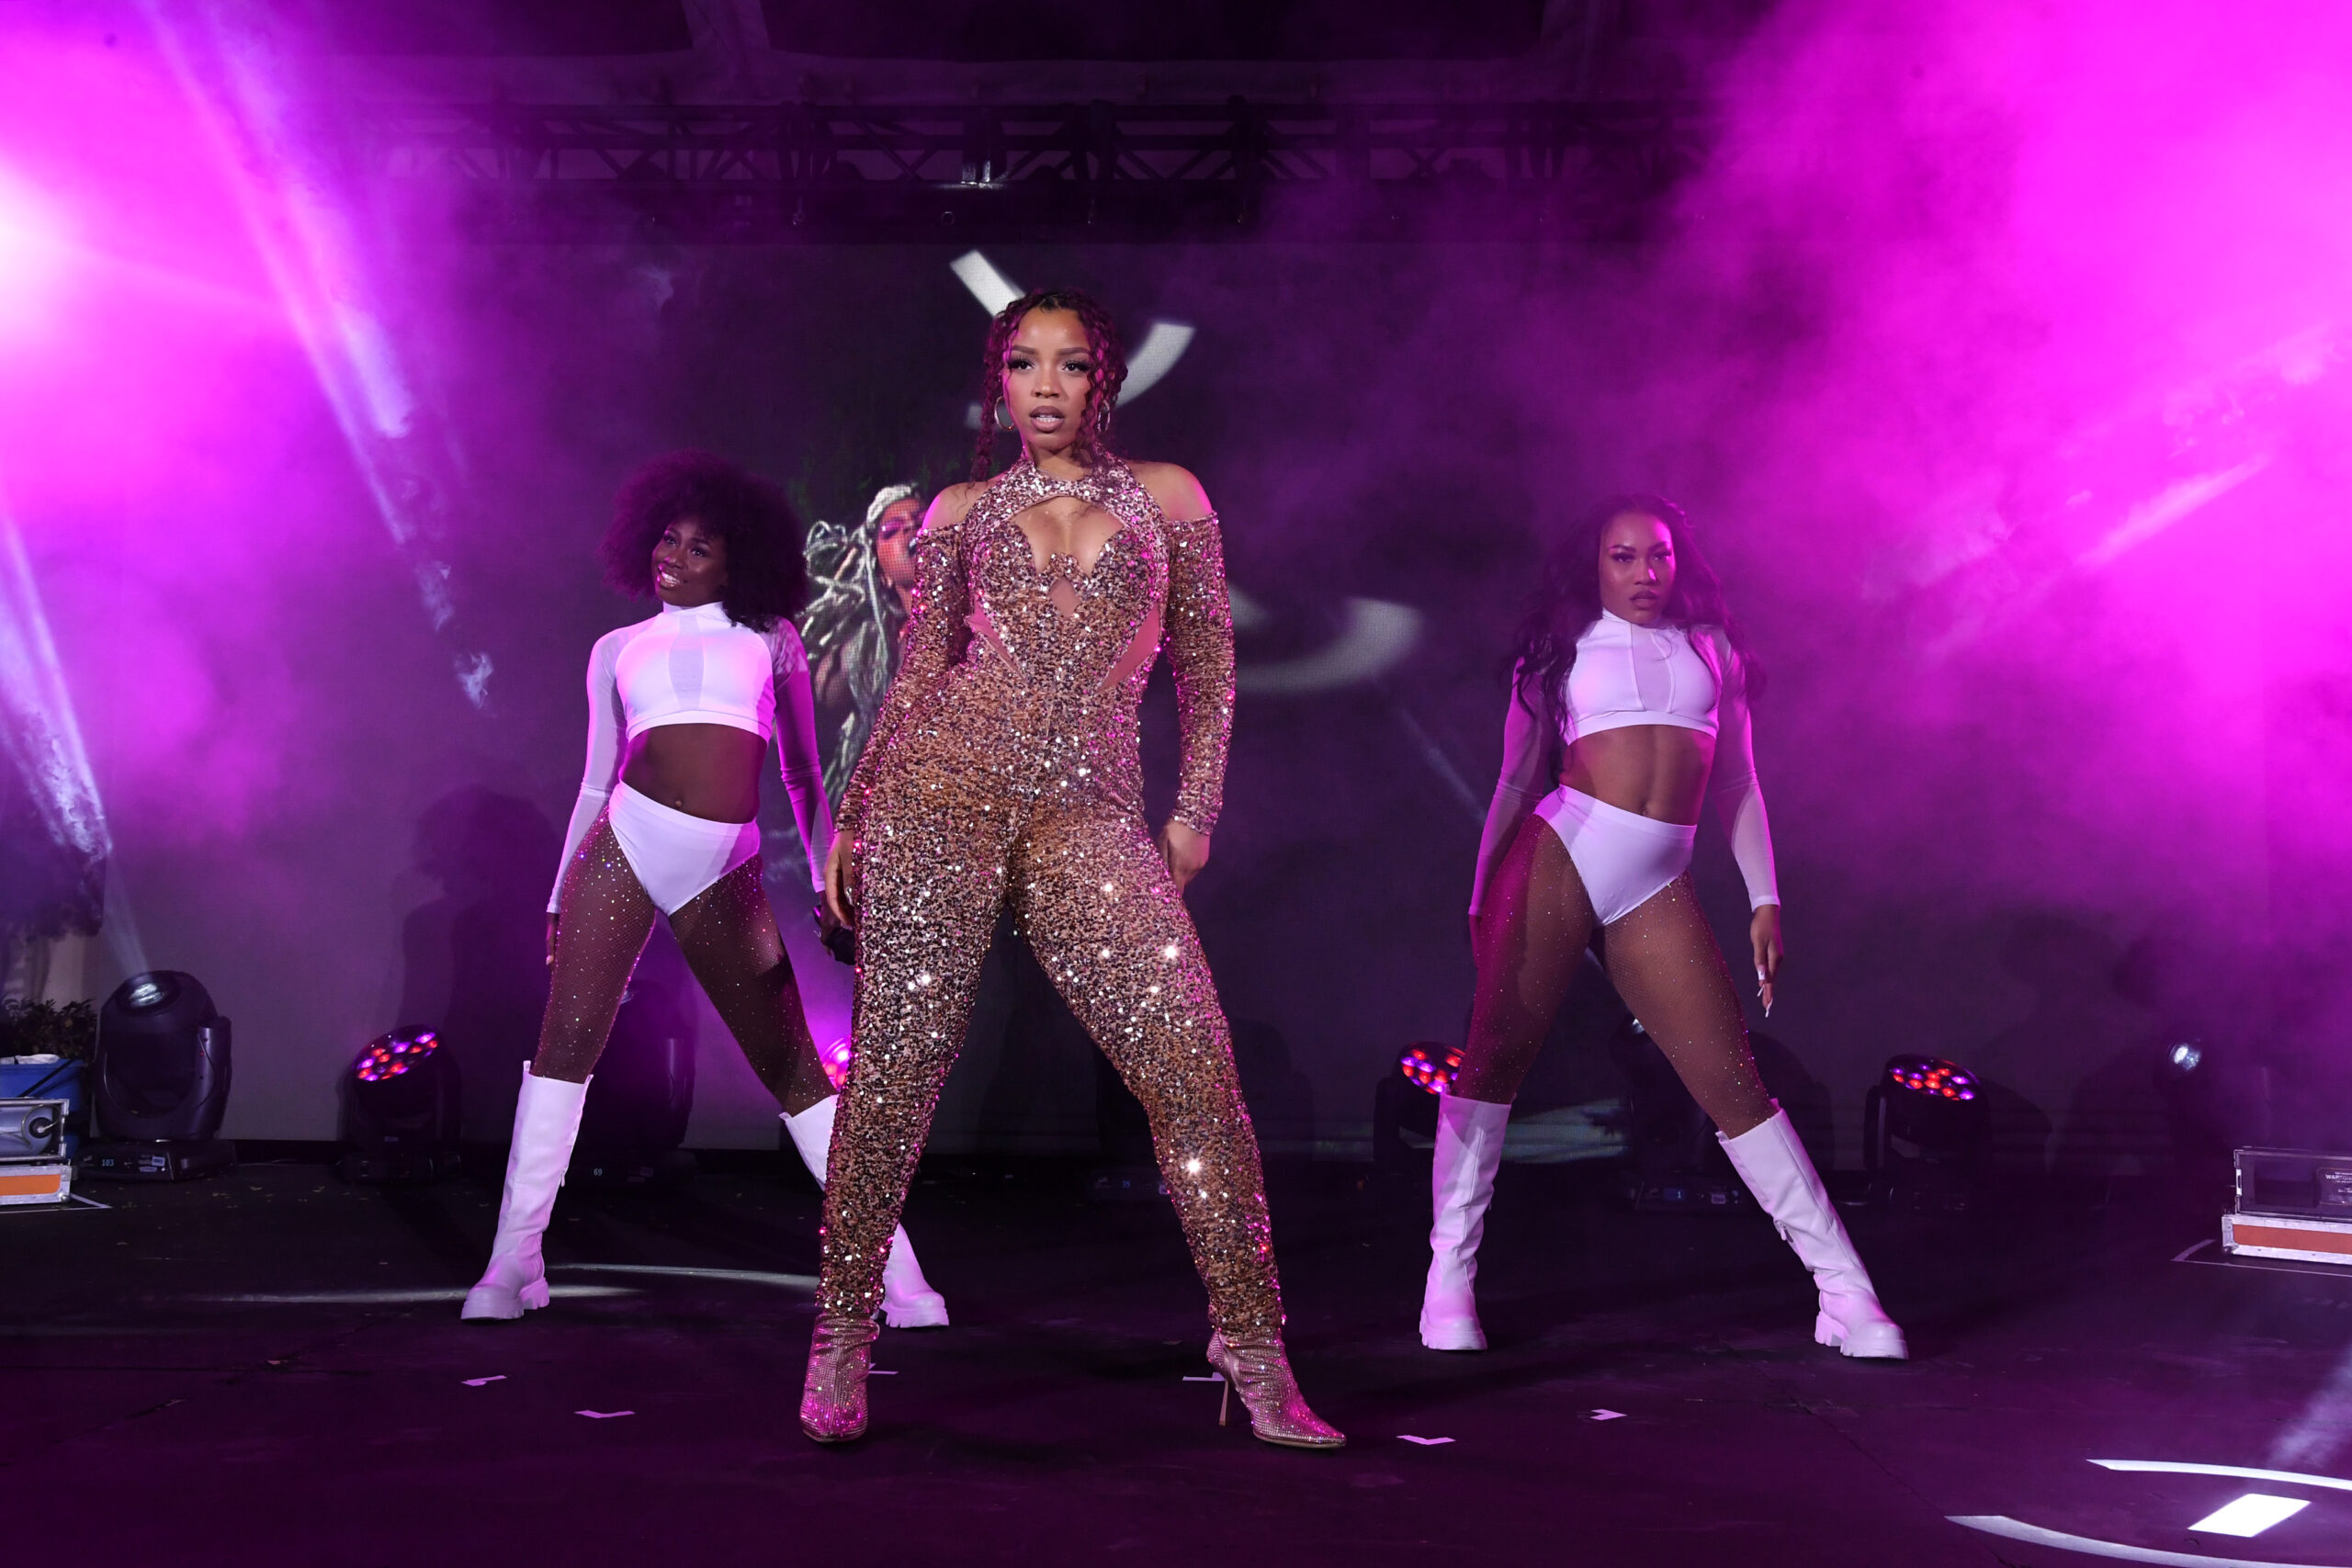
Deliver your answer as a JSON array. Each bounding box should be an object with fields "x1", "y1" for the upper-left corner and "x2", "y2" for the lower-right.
[
  {"x1": 338, "y1": 1030, "x2": 461, "y2": 1183},
  {"x1": 1862, "y1": 1053, "x2": 1989, "y2": 1209},
  {"x1": 1398, "y1": 1042, "x2": 1464, "y2": 1096},
  {"x1": 1369, "y1": 1041, "x2": 1460, "y2": 1168}
]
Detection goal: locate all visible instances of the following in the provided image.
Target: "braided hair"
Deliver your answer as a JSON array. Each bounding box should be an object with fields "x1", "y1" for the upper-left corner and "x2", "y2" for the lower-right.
[
  {"x1": 969, "y1": 287, "x2": 1129, "y2": 481},
  {"x1": 1508, "y1": 493, "x2": 1765, "y2": 716}
]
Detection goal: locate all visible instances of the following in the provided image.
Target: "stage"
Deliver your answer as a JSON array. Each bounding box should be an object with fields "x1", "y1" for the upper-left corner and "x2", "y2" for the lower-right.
[{"x1": 8, "y1": 1157, "x2": 2346, "y2": 1566}]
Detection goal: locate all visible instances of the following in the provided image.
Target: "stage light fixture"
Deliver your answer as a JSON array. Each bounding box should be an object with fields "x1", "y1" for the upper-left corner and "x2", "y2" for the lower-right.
[
  {"x1": 1608, "y1": 1017, "x2": 1747, "y2": 1213},
  {"x1": 573, "y1": 976, "x2": 696, "y2": 1186},
  {"x1": 1370, "y1": 1041, "x2": 1458, "y2": 1168},
  {"x1": 1398, "y1": 1042, "x2": 1464, "y2": 1096},
  {"x1": 2153, "y1": 1034, "x2": 2246, "y2": 1160},
  {"x1": 338, "y1": 1030, "x2": 461, "y2": 1183},
  {"x1": 1863, "y1": 1053, "x2": 1989, "y2": 1211},
  {"x1": 81, "y1": 971, "x2": 235, "y2": 1182}
]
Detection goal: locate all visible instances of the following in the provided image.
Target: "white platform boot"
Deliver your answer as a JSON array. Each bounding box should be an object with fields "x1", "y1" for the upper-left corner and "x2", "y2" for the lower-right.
[
  {"x1": 1717, "y1": 1109, "x2": 1908, "y2": 1359},
  {"x1": 1421, "y1": 1094, "x2": 1510, "y2": 1351},
  {"x1": 782, "y1": 1095, "x2": 949, "y2": 1330},
  {"x1": 462, "y1": 1066, "x2": 591, "y2": 1322}
]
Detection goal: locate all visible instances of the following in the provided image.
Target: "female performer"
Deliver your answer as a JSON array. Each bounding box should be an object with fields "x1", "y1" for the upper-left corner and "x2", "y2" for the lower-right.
[
  {"x1": 801, "y1": 289, "x2": 1343, "y2": 1449},
  {"x1": 1423, "y1": 496, "x2": 1905, "y2": 1359},
  {"x1": 462, "y1": 451, "x2": 946, "y2": 1329}
]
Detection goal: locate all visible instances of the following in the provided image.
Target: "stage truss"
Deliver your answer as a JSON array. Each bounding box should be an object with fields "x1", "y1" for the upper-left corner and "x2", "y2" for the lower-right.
[{"x1": 356, "y1": 97, "x2": 1714, "y2": 243}]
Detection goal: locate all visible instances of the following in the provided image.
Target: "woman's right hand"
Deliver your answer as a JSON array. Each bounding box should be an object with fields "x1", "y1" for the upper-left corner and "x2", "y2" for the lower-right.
[
  {"x1": 822, "y1": 832, "x2": 856, "y2": 928},
  {"x1": 545, "y1": 914, "x2": 559, "y2": 968}
]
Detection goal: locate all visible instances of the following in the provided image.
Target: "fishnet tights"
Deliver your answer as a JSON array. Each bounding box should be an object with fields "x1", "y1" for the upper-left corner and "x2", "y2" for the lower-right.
[
  {"x1": 1453, "y1": 811, "x2": 1773, "y2": 1135},
  {"x1": 532, "y1": 817, "x2": 833, "y2": 1112}
]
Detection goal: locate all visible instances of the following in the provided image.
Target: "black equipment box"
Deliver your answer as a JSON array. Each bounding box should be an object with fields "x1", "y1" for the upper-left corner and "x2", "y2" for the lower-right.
[
  {"x1": 79, "y1": 1138, "x2": 236, "y2": 1182},
  {"x1": 2234, "y1": 1147, "x2": 2352, "y2": 1221}
]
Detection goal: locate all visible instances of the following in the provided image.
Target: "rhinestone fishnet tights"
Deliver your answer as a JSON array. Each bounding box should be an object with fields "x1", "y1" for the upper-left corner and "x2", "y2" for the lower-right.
[
  {"x1": 1453, "y1": 812, "x2": 1774, "y2": 1135},
  {"x1": 532, "y1": 816, "x2": 833, "y2": 1112}
]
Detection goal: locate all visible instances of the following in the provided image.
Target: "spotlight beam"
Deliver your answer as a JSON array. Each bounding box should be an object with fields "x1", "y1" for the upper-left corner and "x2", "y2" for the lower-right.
[
  {"x1": 0, "y1": 494, "x2": 130, "y2": 968},
  {"x1": 144, "y1": 1, "x2": 497, "y2": 709}
]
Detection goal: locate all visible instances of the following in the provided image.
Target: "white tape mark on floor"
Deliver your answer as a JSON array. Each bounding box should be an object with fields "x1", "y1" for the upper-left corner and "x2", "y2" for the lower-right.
[
  {"x1": 550, "y1": 1264, "x2": 817, "y2": 1291},
  {"x1": 202, "y1": 1287, "x2": 636, "y2": 1304}
]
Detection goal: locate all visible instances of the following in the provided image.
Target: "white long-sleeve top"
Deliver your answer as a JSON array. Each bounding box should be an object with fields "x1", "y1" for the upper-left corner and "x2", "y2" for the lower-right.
[
  {"x1": 549, "y1": 600, "x2": 834, "y2": 912},
  {"x1": 1468, "y1": 610, "x2": 1779, "y2": 917}
]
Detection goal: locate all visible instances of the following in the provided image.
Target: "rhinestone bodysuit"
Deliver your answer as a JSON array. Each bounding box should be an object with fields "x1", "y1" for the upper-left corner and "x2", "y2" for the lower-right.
[{"x1": 817, "y1": 454, "x2": 1280, "y2": 1335}]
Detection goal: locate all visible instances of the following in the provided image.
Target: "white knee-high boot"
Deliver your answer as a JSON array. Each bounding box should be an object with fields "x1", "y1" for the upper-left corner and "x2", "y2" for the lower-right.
[
  {"x1": 462, "y1": 1066, "x2": 592, "y2": 1322},
  {"x1": 1421, "y1": 1094, "x2": 1510, "y2": 1351},
  {"x1": 1717, "y1": 1109, "x2": 1907, "y2": 1359},
  {"x1": 782, "y1": 1095, "x2": 949, "y2": 1330}
]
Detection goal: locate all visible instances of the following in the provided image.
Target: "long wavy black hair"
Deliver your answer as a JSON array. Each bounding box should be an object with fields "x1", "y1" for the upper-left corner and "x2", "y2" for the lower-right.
[
  {"x1": 1509, "y1": 493, "x2": 1764, "y2": 714},
  {"x1": 601, "y1": 450, "x2": 808, "y2": 633},
  {"x1": 970, "y1": 287, "x2": 1129, "y2": 480}
]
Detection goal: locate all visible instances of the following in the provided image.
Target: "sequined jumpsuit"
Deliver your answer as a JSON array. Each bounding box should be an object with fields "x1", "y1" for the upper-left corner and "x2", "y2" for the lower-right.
[{"x1": 818, "y1": 454, "x2": 1279, "y2": 1336}]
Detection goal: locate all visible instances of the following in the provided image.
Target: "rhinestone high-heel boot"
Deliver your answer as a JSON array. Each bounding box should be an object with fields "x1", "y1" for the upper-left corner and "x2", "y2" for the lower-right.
[
  {"x1": 1206, "y1": 1331, "x2": 1346, "y2": 1450},
  {"x1": 800, "y1": 1310, "x2": 879, "y2": 1443}
]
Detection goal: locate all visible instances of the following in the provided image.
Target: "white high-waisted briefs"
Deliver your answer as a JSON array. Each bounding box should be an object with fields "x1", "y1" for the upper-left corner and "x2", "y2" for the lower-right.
[
  {"x1": 606, "y1": 781, "x2": 763, "y2": 916},
  {"x1": 1531, "y1": 784, "x2": 1698, "y2": 927}
]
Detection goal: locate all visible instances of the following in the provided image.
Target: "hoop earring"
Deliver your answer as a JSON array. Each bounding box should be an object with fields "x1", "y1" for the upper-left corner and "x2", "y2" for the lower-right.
[{"x1": 993, "y1": 399, "x2": 1015, "y2": 433}]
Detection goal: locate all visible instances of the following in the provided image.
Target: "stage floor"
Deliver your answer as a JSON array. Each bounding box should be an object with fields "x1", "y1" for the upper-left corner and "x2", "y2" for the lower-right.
[{"x1": 6, "y1": 1155, "x2": 2351, "y2": 1566}]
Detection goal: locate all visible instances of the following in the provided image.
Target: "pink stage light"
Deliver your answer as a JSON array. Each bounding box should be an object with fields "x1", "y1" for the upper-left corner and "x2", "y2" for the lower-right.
[{"x1": 0, "y1": 167, "x2": 74, "y2": 344}]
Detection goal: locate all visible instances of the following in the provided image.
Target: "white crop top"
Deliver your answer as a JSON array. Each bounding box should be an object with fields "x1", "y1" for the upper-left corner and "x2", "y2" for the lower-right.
[
  {"x1": 1560, "y1": 609, "x2": 1724, "y2": 744},
  {"x1": 1469, "y1": 611, "x2": 1779, "y2": 916},
  {"x1": 549, "y1": 600, "x2": 834, "y2": 912}
]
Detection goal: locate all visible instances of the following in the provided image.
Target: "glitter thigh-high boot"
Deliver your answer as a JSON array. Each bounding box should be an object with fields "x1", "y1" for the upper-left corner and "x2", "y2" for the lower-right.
[{"x1": 1009, "y1": 800, "x2": 1342, "y2": 1450}]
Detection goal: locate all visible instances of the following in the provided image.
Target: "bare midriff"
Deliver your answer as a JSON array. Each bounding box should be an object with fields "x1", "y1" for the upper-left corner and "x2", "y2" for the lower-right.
[
  {"x1": 621, "y1": 723, "x2": 765, "y2": 823},
  {"x1": 1559, "y1": 724, "x2": 1716, "y2": 826}
]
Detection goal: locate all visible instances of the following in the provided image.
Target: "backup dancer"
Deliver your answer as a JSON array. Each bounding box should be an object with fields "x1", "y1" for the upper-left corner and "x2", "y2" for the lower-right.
[
  {"x1": 1424, "y1": 495, "x2": 1905, "y2": 1359},
  {"x1": 463, "y1": 452, "x2": 946, "y2": 1328},
  {"x1": 800, "y1": 482, "x2": 926, "y2": 801},
  {"x1": 801, "y1": 288, "x2": 1343, "y2": 1449}
]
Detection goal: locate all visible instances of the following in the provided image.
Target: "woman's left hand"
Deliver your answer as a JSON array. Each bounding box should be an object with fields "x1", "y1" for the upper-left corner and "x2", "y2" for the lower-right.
[
  {"x1": 1749, "y1": 903, "x2": 1783, "y2": 1016},
  {"x1": 1159, "y1": 819, "x2": 1211, "y2": 893}
]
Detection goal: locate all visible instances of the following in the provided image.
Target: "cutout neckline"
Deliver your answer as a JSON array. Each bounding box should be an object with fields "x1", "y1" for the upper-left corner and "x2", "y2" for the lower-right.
[{"x1": 1006, "y1": 499, "x2": 1128, "y2": 586}]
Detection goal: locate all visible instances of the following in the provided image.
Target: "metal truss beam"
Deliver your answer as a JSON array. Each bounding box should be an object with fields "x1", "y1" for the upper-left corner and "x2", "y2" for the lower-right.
[{"x1": 356, "y1": 97, "x2": 1713, "y2": 243}]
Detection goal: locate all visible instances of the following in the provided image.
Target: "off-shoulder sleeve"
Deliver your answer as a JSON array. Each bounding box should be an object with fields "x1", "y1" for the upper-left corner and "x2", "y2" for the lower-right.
[
  {"x1": 1468, "y1": 664, "x2": 1554, "y2": 918},
  {"x1": 770, "y1": 622, "x2": 835, "y2": 890},
  {"x1": 1162, "y1": 510, "x2": 1237, "y2": 836},
  {"x1": 834, "y1": 509, "x2": 969, "y2": 842},
  {"x1": 1702, "y1": 632, "x2": 1780, "y2": 909},
  {"x1": 549, "y1": 629, "x2": 628, "y2": 914}
]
